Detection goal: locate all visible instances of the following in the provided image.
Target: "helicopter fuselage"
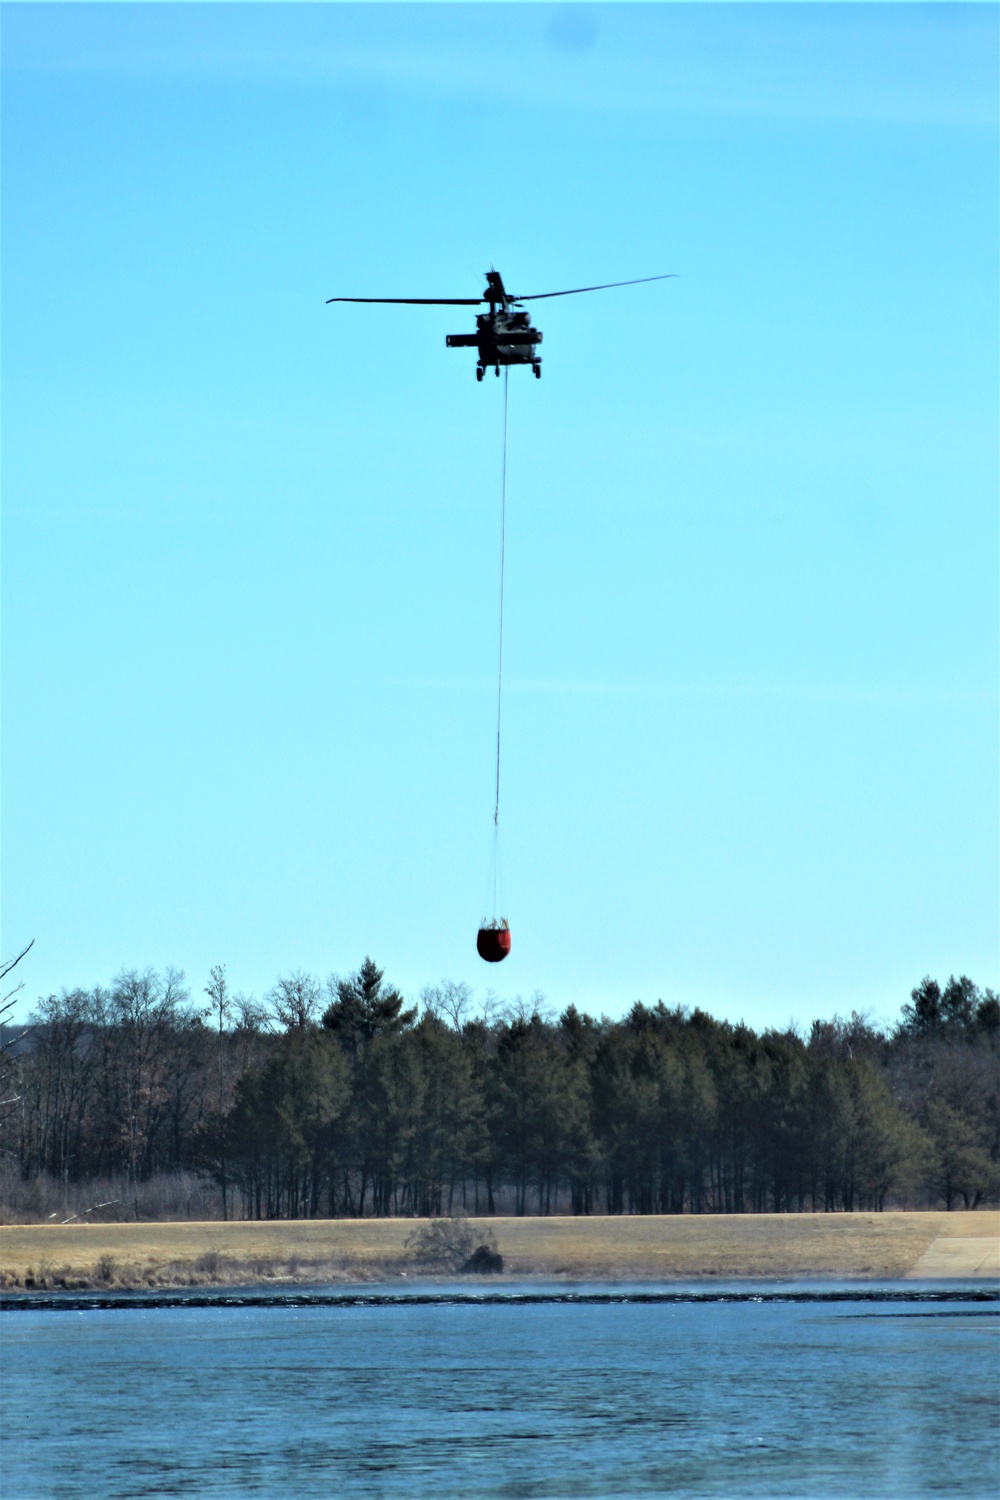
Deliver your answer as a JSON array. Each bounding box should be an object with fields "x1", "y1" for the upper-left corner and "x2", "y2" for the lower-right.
[{"x1": 447, "y1": 307, "x2": 542, "y2": 379}]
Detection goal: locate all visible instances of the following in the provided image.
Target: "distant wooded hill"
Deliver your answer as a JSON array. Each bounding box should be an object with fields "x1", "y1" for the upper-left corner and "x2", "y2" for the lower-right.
[{"x1": 2, "y1": 961, "x2": 996, "y2": 1220}]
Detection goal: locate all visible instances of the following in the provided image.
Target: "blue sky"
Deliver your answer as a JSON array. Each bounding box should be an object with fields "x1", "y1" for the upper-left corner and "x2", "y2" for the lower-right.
[{"x1": 3, "y1": 3, "x2": 997, "y2": 1028}]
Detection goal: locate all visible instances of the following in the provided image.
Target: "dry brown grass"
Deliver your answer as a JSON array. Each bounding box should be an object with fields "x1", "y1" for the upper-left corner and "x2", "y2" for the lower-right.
[{"x1": 1, "y1": 1211, "x2": 996, "y2": 1289}]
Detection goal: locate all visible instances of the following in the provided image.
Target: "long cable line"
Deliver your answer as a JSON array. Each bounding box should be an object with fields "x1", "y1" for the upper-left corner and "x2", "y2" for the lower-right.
[{"x1": 494, "y1": 366, "x2": 508, "y2": 831}]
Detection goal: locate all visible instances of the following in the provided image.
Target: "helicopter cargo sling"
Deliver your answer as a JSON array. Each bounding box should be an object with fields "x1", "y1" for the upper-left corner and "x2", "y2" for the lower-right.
[{"x1": 326, "y1": 266, "x2": 676, "y2": 960}]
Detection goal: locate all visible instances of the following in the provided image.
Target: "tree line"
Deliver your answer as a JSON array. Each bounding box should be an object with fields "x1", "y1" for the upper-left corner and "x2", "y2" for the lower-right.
[{"x1": 2, "y1": 960, "x2": 996, "y2": 1219}]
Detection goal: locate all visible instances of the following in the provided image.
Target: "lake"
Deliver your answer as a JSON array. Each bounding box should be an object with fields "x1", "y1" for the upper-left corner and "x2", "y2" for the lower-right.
[{"x1": 2, "y1": 1283, "x2": 997, "y2": 1498}]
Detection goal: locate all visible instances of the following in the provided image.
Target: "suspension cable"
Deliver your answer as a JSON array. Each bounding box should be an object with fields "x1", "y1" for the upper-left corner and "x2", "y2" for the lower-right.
[{"x1": 494, "y1": 366, "x2": 508, "y2": 829}]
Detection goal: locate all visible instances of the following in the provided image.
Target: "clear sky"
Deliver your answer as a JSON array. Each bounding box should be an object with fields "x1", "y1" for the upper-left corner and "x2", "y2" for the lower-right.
[{"x1": 3, "y1": 2, "x2": 997, "y2": 1029}]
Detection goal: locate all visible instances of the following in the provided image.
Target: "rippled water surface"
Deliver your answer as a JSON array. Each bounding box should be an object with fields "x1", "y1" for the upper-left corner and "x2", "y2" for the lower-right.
[{"x1": 3, "y1": 1284, "x2": 997, "y2": 1498}]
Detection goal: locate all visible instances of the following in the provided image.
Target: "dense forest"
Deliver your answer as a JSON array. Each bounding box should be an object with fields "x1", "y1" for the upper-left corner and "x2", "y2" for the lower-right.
[{"x1": 2, "y1": 959, "x2": 997, "y2": 1220}]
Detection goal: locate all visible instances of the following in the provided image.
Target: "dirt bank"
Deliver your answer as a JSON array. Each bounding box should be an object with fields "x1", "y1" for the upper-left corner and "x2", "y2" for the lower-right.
[{"x1": 2, "y1": 1211, "x2": 996, "y2": 1291}]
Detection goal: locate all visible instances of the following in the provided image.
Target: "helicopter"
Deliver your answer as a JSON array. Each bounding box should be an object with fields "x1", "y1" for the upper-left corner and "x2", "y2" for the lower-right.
[{"x1": 326, "y1": 268, "x2": 676, "y2": 380}]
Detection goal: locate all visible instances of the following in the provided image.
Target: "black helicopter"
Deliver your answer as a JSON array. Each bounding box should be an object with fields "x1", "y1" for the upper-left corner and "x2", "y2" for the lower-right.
[{"x1": 326, "y1": 269, "x2": 676, "y2": 380}]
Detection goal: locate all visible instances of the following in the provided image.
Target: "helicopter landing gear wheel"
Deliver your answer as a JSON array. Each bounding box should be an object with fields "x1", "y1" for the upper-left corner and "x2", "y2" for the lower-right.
[
  {"x1": 533, "y1": 362, "x2": 541, "y2": 379},
  {"x1": 495, "y1": 365, "x2": 500, "y2": 377},
  {"x1": 476, "y1": 366, "x2": 484, "y2": 382}
]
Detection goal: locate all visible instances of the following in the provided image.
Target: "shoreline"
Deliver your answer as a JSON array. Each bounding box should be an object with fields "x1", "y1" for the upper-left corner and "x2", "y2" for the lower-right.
[{"x1": 1, "y1": 1211, "x2": 996, "y2": 1291}]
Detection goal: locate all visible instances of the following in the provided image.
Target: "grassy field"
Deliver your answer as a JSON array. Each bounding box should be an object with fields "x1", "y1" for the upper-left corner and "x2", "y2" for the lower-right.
[{"x1": 1, "y1": 1211, "x2": 996, "y2": 1289}]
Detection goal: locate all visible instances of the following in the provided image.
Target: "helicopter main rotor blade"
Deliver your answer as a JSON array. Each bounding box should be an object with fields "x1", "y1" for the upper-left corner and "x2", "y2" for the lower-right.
[
  {"x1": 326, "y1": 296, "x2": 483, "y2": 305},
  {"x1": 512, "y1": 274, "x2": 677, "y2": 302}
]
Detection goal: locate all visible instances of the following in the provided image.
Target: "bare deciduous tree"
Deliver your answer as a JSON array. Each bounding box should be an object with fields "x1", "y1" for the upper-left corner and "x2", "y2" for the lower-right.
[
  {"x1": 205, "y1": 965, "x2": 232, "y2": 1219},
  {"x1": 268, "y1": 972, "x2": 321, "y2": 1030},
  {"x1": 0, "y1": 941, "x2": 34, "y2": 1119},
  {"x1": 420, "y1": 980, "x2": 473, "y2": 1030}
]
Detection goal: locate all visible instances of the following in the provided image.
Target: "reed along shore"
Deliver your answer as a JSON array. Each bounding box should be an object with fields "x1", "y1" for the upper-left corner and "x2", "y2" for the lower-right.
[{"x1": 1, "y1": 1211, "x2": 997, "y2": 1291}]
